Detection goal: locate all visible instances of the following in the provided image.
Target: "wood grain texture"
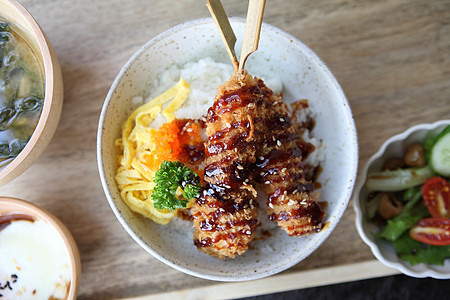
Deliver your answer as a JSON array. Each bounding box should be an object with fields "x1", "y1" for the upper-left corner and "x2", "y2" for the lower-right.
[
  {"x1": 1, "y1": 0, "x2": 449, "y2": 299},
  {"x1": 128, "y1": 261, "x2": 399, "y2": 300}
]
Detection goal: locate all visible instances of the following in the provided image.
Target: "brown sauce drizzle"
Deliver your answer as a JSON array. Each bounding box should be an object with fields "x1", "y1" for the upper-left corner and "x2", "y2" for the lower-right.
[
  {"x1": 290, "y1": 100, "x2": 315, "y2": 130},
  {"x1": 199, "y1": 215, "x2": 257, "y2": 232},
  {"x1": 198, "y1": 187, "x2": 253, "y2": 208},
  {"x1": 207, "y1": 84, "x2": 269, "y2": 123},
  {"x1": 256, "y1": 148, "x2": 303, "y2": 169},
  {"x1": 298, "y1": 140, "x2": 315, "y2": 161},
  {"x1": 205, "y1": 131, "x2": 251, "y2": 155},
  {"x1": 269, "y1": 200, "x2": 324, "y2": 227},
  {"x1": 209, "y1": 120, "x2": 251, "y2": 142},
  {"x1": 0, "y1": 213, "x2": 35, "y2": 231},
  {"x1": 263, "y1": 113, "x2": 292, "y2": 129},
  {"x1": 204, "y1": 159, "x2": 251, "y2": 191},
  {"x1": 183, "y1": 143, "x2": 205, "y2": 165},
  {"x1": 204, "y1": 153, "x2": 237, "y2": 176},
  {"x1": 202, "y1": 84, "x2": 267, "y2": 202},
  {"x1": 175, "y1": 118, "x2": 206, "y2": 165},
  {"x1": 261, "y1": 131, "x2": 299, "y2": 149},
  {"x1": 319, "y1": 201, "x2": 328, "y2": 211},
  {"x1": 255, "y1": 147, "x2": 304, "y2": 184},
  {"x1": 267, "y1": 183, "x2": 315, "y2": 205},
  {"x1": 194, "y1": 229, "x2": 252, "y2": 248}
]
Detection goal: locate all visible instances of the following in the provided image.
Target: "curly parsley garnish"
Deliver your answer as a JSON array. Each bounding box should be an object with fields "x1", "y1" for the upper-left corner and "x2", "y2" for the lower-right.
[{"x1": 152, "y1": 161, "x2": 202, "y2": 211}]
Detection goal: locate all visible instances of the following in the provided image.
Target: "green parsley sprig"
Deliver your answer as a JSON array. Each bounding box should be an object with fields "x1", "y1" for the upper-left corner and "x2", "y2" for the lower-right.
[{"x1": 152, "y1": 161, "x2": 202, "y2": 211}]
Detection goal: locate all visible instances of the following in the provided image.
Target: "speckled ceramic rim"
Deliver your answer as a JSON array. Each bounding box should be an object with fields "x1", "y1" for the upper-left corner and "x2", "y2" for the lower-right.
[
  {"x1": 0, "y1": 197, "x2": 81, "y2": 299},
  {"x1": 98, "y1": 17, "x2": 358, "y2": 281},
  {"x1": 0, "y1": 0, "x2": 63, "y2": 184},
  {"x1": 354, "y1": 119, "x2": 450, "y2": 279}
]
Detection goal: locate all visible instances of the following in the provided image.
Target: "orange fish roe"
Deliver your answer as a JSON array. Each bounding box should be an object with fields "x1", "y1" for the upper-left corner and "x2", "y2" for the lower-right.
[
  {"x1": 180, "y1": 121, "x2": 202, "y2": 145},
  {"x1": 147, "y1": 119, "x2": 204, "y2": 171}
]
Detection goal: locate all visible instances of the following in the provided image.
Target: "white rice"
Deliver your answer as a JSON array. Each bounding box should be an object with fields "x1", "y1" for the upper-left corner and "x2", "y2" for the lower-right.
[
  {"x1": 139, "y1": 57, "x2": 283, "y2": 129},
  {"x1": 293, "y1": 105, "x2": 326, "y2": 169}
]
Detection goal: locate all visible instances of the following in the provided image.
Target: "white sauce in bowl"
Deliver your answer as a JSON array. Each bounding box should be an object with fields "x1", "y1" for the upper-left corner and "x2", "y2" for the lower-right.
[{"x1": 0, "y1": 217, "x2": 71, "y2": 299}]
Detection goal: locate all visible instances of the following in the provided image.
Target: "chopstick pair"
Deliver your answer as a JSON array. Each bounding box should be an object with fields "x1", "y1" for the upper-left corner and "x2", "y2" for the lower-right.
[{"x1": 206, "y1": 0, "x2": 266, "y2": 74}]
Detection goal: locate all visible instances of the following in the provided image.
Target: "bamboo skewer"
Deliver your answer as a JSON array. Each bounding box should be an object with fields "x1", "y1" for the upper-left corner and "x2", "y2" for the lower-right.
[
  {"x1": 207, "y1": 0, "x2": 239, "y2": 71},
  {"x1": 207, "y1": 0, "x2": 266, "y2": 74},
  {"x1": 238, "y1": 0, "x2": 266, "y2": 73}
]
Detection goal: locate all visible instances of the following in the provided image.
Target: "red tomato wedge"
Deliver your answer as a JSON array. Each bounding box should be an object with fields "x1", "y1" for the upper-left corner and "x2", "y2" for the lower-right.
[
  {"x1": 422, "y1": 177, "x2": 450, "y2": 218},
  {"x1": 410, "y1": 217, "x2": 450, "y2": 246}
]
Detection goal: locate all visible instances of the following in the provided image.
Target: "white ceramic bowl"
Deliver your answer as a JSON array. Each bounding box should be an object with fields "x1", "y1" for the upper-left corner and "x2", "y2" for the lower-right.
[
  {"x1": 0, "y1": 197, "x2": 81, "y2": 299},
  {"x1": 0, "y1": 0, "x2": 64, "y2": 185},
  {"x1": 354, "y1": 120, "x2": 450, "y2": 279},
  {"x1": 98, "y1": 18, "x2": 358, "y2": 281}
]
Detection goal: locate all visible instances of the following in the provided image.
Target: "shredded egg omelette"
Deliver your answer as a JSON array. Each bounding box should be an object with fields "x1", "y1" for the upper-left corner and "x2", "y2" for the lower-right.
[{"x1": 115, "y1": 78, "x2": 190, "y2": 225}]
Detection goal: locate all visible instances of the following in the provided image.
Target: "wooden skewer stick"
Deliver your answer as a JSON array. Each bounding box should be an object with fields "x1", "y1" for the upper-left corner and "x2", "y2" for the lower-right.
[
  {"x1": 207, "y1": 0, "x2": 239, "y2": 72},
  {"x1": 239, "y1": 0, "x2": 266, "y2": 74}
]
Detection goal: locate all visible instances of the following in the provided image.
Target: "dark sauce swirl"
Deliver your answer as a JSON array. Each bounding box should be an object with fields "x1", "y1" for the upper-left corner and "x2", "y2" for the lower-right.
[{"x1": 0, "y1": 213, "x2": 34, "y2": 231}]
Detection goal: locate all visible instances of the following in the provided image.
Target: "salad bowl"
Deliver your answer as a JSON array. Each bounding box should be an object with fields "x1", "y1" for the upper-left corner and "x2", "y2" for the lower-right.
[{"x1": 354, "y1": 120, "x2": 450, "y2": 279}]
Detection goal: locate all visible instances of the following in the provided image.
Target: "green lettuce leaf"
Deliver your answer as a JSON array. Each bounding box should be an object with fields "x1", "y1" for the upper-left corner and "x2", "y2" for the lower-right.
[
  {"x1": 378, "y1": 198, "x2": 429, "y2": 242},
  {"x1": 392, "y1": 231, "x2": 421, "y2": 254},
  {"x1": 393, "y1": 233, "x2": 450, "y2": 266}
]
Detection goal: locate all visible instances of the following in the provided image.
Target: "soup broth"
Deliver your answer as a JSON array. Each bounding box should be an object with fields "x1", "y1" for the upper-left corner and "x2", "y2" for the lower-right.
[{"x1": 0, "y1": 20, "x2": 44, "y2": 169}]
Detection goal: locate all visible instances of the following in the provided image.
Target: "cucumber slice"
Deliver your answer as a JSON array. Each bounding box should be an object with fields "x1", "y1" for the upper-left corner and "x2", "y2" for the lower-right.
[
  {"x1": 424, "y1": 127, "x2": 443, "y2": 162},
  {"x1": 366, "y1": 166, "x2": 435, "y2": 192},
  {"x1": 430, "y1": 125, "x2": 450, "y2": 177}
]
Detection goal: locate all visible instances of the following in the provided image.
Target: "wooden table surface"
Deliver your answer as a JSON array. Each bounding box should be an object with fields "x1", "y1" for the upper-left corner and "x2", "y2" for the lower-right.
[{"x1": 2, "y1": 0, "x2": 449, "y2": 299}]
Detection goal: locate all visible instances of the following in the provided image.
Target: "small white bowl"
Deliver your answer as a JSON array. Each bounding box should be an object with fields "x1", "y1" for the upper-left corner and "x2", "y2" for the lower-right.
[
  {"x1": 98, "y1": 18, "x2": 358, "y2": 281},
  {"x1": 0, "y1": 197, "x2": 81, "y2": 299},
  {"x1": 354, "y1": 120, "x2": 450, "y2": 279}
]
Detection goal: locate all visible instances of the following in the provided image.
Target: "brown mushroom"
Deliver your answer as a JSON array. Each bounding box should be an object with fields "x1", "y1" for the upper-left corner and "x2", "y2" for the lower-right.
[
  {"x1": 404, "y1": 143, "x2": 426, "y2": 167},
  {"x1": 377, "y1": 193, "x2": 404, "y2": 219},
  {"x1": 382, "y1": 158, "x2": 406, "y2": 170}
]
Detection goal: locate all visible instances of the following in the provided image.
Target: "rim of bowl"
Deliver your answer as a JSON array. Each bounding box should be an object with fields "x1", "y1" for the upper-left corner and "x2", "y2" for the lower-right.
[
  {"x1": 0, "y1": 196, "x2": 81, "y2": 299},
  {"x1": 98, "y1": 17, "x2": 358, "y2": 281},
  {"x1": 0, "y1": 0, "x2": 62, "y2": 183},
  {"x1": 354, "y1": 119, "x2": 450, "y2": 279}
]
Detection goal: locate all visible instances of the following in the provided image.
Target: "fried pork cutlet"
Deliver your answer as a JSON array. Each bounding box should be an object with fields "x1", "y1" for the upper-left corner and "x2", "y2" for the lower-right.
[
  {"x1": 255, "y1": 98, "x2": 325, "y2": 236},
  {"x1": 191, "y1": 71, "x2": 269, "y2": 259},
  {"x1": 192, "y1": 70, "x2": 324, "y2": 259}
]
